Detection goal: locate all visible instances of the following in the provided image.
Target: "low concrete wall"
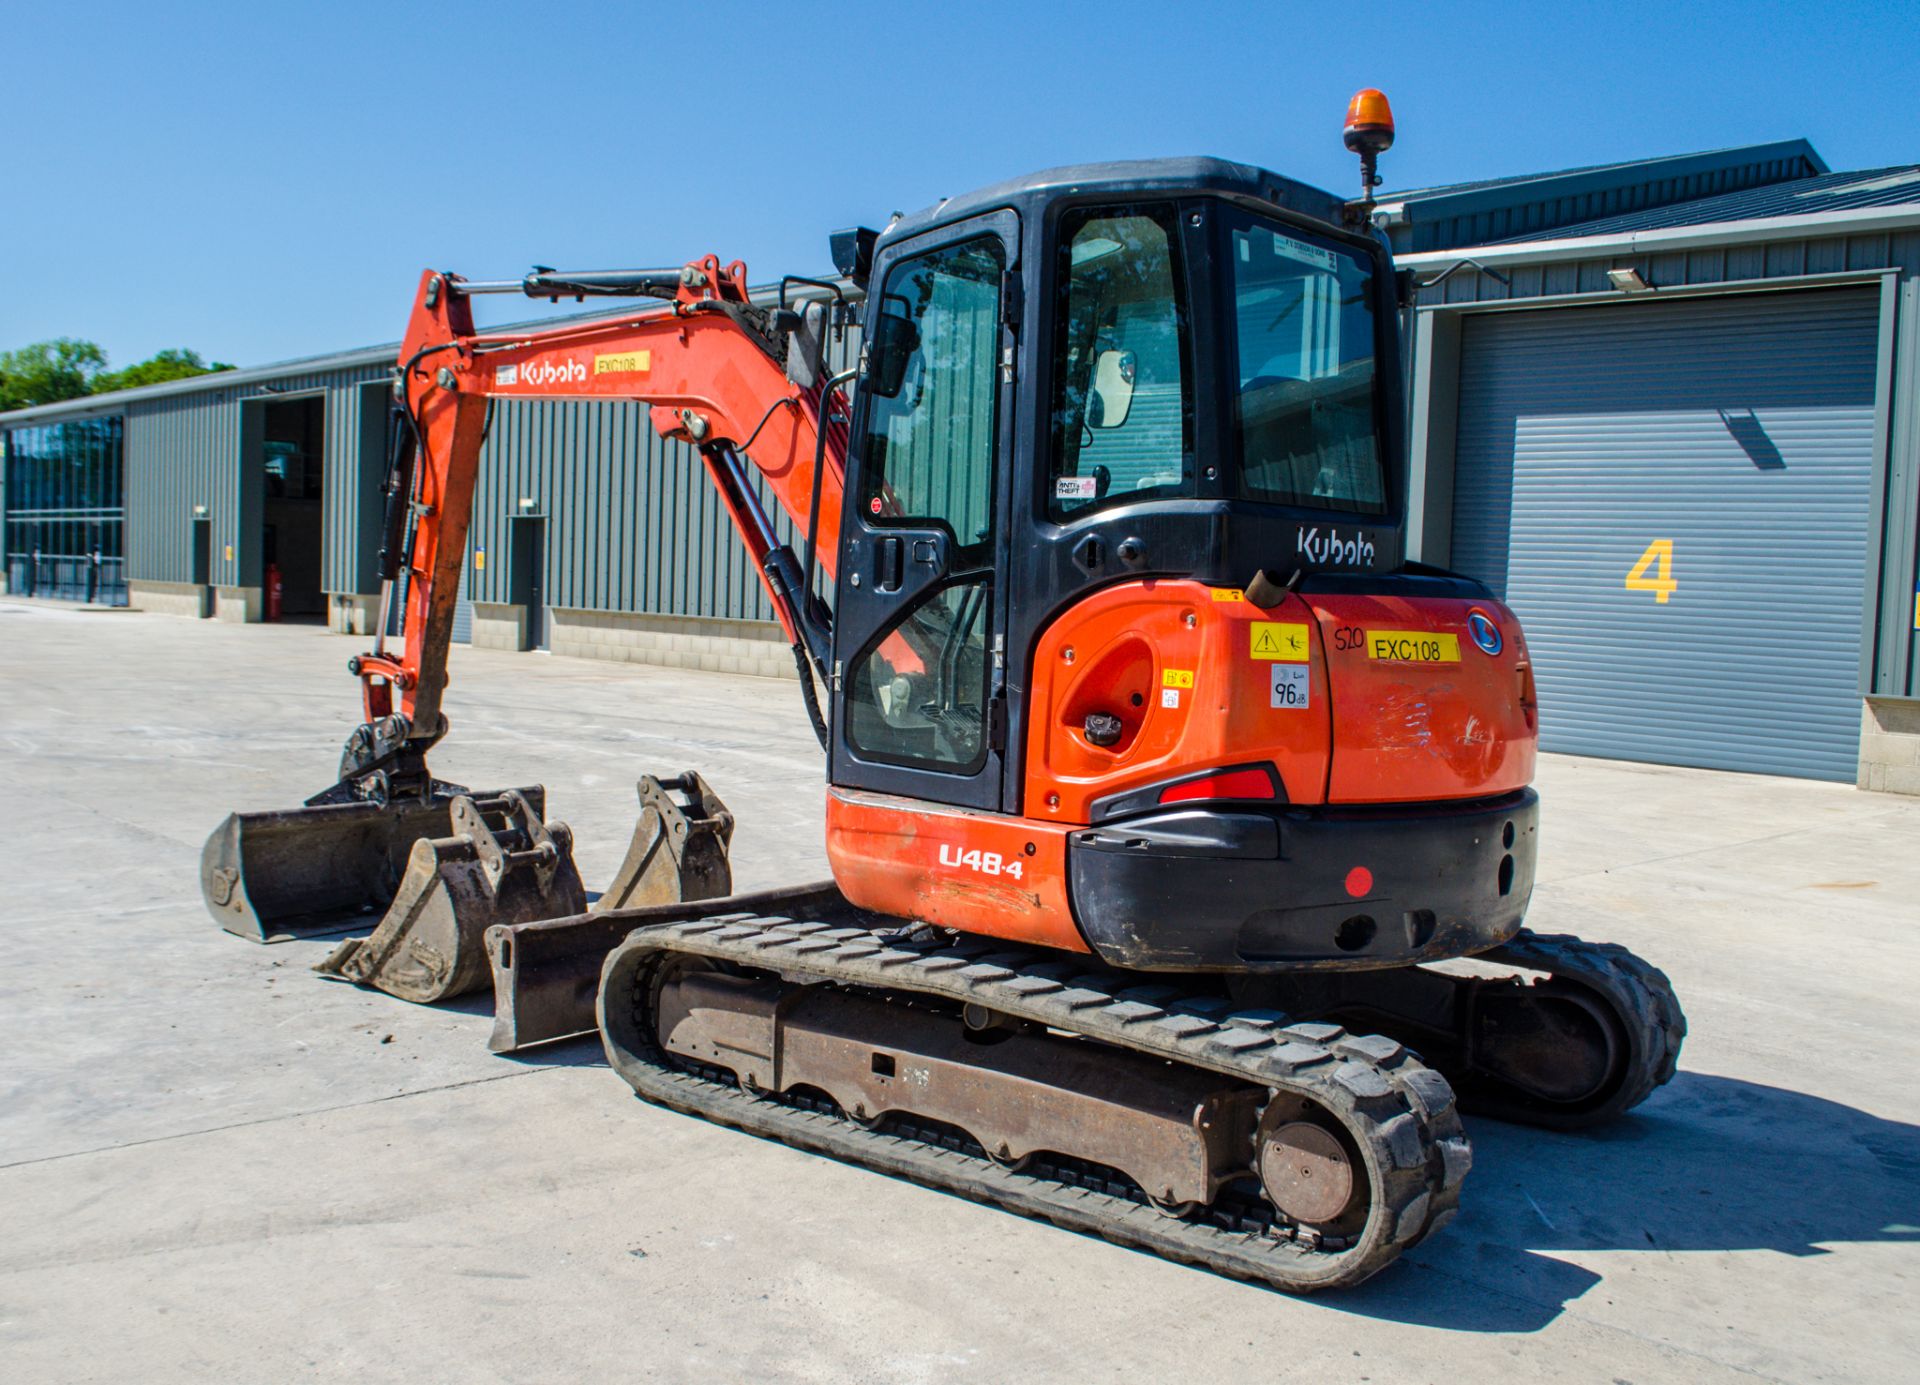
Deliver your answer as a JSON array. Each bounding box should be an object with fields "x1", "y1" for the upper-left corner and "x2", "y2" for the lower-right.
[
  {"x1": 326, "y1": 593, "x2": 380, "y2": 635},
  {"x1": 471, "y1": 602, "x2": 529, "y2": 652},
  {"x1": 1859, "y1": 696, "x2": 1920, "y2": 795},
  {"x1": 548, "y1": 608, "x2": 793, "y2": 679},
  {"x1": 129, "y1": 580, "x2": 210, "y2": 618},
  {"x1": 215, "y1": 586, "x2": 262, "y2": 623}
]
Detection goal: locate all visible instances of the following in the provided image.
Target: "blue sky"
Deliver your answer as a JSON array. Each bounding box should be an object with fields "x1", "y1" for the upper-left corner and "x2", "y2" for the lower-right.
[{"x1": 4, "y1": 0, "x2": 1916, "y2": 368}]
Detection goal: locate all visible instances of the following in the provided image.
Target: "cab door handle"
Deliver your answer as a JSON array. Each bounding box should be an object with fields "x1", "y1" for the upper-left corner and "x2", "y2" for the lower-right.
[{"x1": 876, "y1": 536, "x2": 904, "y2": 592}]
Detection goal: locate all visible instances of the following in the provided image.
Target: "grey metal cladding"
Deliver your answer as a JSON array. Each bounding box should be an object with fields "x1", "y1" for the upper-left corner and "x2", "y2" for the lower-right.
[
  {"x1": 126, "y1": 391, "x2": 224, "y2": 585},
  {"x1": 124, "y1": 364, "x2": 388, "y2": 591},
  {"x1": 1450, "y1": 288, "x2": 1880, "y2": 781},
  {"x1": 465, "y1": 313, "x2": 860, "y2": 626}
]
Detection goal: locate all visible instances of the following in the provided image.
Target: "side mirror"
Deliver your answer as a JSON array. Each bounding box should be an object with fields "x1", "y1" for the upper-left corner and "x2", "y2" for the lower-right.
[
  {"x1": 783, "y1": 300, "x2": 830, "y2": 391},
  {"x1": 1087, "y1": 348, "x2": 1136, "y2": 429},
  {"x1": 868, "y1": 308, "x2": 919, "y2": 400}
]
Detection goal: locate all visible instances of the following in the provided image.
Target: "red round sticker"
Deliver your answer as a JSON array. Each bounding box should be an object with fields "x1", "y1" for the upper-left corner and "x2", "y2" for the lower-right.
[
  {"x1": 1344, "y1": 866, "x2": 1373, "y2": 898},
  {"x1": 868, "y1": 496, "x2": 882, "y2": 514}
]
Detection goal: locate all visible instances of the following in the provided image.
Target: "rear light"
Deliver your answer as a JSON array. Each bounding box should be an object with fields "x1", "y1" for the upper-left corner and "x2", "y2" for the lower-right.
[
  {"x1": 1158, "y1": 767, "x2": 1278, "y2": 805},
  {"x1": 1516, "y1": 662, "x2": 1537, "y2": 728}
]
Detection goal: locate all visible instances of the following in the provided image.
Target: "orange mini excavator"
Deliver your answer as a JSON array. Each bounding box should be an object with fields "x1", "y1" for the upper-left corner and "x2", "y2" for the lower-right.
[{"x1": 202, "y1": 93, "x2": 1684, "y2": 1291}]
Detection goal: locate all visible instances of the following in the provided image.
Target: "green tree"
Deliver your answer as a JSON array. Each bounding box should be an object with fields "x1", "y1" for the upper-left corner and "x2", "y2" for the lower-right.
[
  {"x1": 92, "y1": 348, "x2": 235, "y2": 395},
  {"x1": 0, "y1": 338, "x2": 107, "y2": 411}
]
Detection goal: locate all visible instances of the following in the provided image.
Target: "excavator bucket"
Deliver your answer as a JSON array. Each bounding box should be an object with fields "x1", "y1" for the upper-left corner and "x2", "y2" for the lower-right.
[
  {"x1": 485, "y1": 772, "x2": 736, "y2": 1052},
  {"x1": 594, "y1": 771, "x2": 735, "y2": 912},
  {"x1": 316, "y1": 790, "x2": 586, "y2": 1004},
  {"x1": 199, "y1": 785, "x2": 550, "y2": 944}
]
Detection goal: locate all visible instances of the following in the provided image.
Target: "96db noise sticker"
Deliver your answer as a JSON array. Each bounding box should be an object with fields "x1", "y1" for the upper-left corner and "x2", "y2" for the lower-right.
[{"x1": 1270, "y1": 664, "x2": 1310, "y2": 709}]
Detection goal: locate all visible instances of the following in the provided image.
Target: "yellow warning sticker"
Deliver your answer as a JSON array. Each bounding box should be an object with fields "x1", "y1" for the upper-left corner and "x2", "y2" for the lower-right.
[
  {"x1": 1249, "y1": 622, "x2": 1310, "y2": 661},
  {"x1": 1162, "y1": 668, "x2": 1194, "y2": 689},
  {"x1": 1367, "y1": 630, "x2": 1461, "y2": 663},
  {"x1": 474, "y1": 550, "x2": 486, "y2": 571},
  {"x1": 1210, "y1": 588, "x2": 1245, "y2": 602},
  {"x1": 593, "y1": 350, "x2": 651, "y2": 375}
]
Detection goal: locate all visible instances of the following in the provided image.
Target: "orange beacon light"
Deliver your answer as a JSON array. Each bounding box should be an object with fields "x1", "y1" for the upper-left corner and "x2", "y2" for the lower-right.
[{"x1": 1343, "y1": 88, "x2": 1395, "y2": 214}]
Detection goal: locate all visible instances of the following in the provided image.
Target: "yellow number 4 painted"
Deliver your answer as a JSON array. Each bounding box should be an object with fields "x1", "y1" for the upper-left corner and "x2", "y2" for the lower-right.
[{"x1": 1625, "y1": 538, "x2": 1677, "y2": 604}]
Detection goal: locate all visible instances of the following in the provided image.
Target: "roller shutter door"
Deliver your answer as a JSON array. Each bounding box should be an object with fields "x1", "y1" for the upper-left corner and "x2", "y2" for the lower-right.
[
  {"x1": 1450, "y1": 288, "x2": 1878, "y2": 781},
  {"x1": 451, "y1": 559, "x2": 473, "y2": 645}
]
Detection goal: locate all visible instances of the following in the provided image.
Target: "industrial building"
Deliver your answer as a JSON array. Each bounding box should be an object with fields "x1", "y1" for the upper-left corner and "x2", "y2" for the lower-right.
[{"x1": 4, "y1": 140, "x2": 1917, "y2": 788}]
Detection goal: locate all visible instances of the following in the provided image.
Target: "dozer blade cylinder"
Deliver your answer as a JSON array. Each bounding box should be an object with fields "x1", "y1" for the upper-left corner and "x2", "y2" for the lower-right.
[
  {"x1": 315, "y1": 791, "x2": 586, "y2": 1004},
  {"x1": 198, "y1": 786, "x2": 549, "y2": 943},
  {"x1": 485, "y1": 882, "x2": 844, "y2": 1053}
]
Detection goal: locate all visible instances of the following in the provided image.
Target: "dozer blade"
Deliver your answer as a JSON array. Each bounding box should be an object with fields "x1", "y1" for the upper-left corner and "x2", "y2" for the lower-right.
[
  {"x1": 316, "y1": 790, "x2": 586, "y2": 1004},
  {"x1": 199, "y1": 785, "x2": 550, "y2": 943},
  {"x1": 484, "y1": 772, "x2": 739, "y2": 1052}
]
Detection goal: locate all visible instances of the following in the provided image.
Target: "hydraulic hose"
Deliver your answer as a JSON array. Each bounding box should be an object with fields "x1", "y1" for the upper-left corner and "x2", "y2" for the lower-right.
[{"x1": 792, "y1": 643, "x2": 829, "y2": 750}]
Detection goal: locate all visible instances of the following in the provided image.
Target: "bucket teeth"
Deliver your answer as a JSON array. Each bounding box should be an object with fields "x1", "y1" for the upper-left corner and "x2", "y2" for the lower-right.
[{"x1": 315, "y1": 790, "x2": 587, "y2": 1005}]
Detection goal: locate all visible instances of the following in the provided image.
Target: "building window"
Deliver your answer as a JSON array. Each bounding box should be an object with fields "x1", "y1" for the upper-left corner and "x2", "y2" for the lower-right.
[{"x1": 2, "y1": 416, "x2": 128, "y2": 605}]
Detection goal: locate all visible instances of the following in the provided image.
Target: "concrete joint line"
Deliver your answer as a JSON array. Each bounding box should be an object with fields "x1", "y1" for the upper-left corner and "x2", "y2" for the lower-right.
[{"x1": 0, "y1": 1066, "x2": 554, "y2": 1174}]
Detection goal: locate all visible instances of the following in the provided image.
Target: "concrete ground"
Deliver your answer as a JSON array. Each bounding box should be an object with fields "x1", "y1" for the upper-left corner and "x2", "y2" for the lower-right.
[{"x1": 1, "y1": 598, "x2": 1917, "y2": 1385}]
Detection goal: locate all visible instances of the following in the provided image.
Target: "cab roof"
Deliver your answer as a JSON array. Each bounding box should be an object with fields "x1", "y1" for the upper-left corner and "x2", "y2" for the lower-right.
[{"x1": 880, "y1": 157, "x2": 1350, "y2": 250}]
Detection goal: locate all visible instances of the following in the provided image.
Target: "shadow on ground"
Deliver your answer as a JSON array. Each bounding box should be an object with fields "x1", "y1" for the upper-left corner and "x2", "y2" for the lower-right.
[
  {"x1": 1336, "y1": 1069, "x2": 1920, "y2": 1330},
  {"x1": 418, "y1": 990, "x2": 611, "y2": 1068},
  {"x1": 404, "y1": 968, "x2": 1920, "y2": 1334}
]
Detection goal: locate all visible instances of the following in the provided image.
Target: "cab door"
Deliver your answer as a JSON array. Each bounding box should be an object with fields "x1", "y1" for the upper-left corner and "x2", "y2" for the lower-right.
[{"x1": 829, "y1": 211, "x2": 1019, "y2": 812}]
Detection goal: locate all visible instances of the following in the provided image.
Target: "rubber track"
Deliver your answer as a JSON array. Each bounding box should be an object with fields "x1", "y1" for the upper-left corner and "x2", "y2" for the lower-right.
[
  {"x1": 1472, "y1": 929, "x2": 1688, "y2": 1128},
  {"x1": 599, "y1": 911, "x2": 1473, "y2": 1293}
]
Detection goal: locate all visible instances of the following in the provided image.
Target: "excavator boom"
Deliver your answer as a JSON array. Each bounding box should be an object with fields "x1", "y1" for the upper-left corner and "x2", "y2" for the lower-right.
[{"x1": 366, "y1": 254, "x2": 848, "y2": 739}]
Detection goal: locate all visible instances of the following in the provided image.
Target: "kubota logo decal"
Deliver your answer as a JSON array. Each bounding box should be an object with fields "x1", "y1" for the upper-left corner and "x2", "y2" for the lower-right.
[
  {"x1": 505, "y1": 357, "x2": 588, "y2": 387},
  {"x1": 1296, "y1": 526, "x2": 1377, "y2": 568}
]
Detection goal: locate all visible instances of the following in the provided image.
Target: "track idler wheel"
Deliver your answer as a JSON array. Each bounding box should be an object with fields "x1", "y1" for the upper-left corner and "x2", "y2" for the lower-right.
[
  {"x1": 1450, "y1": 933, "x2": 1686, "y2": 1129},
  {"x1": 1256, "y1": 1100, "x2": 1369, "y2": 1238},
  {"x1": 1468, "y1": 981, "x2": 1621, "y2": 1106},
  {"x1": 316, "y1": 790, "x2": 586, "y2": 1004},
  {"x1": 1255, "y1": 931, "x2": 1687, "y2": 1131}
]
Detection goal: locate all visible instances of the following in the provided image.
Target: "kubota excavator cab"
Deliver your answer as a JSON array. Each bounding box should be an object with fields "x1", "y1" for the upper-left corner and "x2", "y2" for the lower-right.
[{"x1": 817, "y1": 158, "x2": 1539, "y2": 974}]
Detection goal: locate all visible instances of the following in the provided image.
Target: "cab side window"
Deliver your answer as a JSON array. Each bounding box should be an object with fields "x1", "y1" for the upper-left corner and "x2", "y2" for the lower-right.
[{"x1": 1048, "y1": 204, "x2": 1193, "y2": 518}]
